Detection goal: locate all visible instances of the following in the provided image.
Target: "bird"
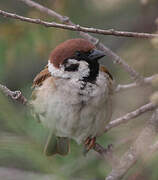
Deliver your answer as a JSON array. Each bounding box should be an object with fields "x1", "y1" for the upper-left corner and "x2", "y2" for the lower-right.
[{"x1": 30, "y1": 38, "x2": 114, "y2": 156}]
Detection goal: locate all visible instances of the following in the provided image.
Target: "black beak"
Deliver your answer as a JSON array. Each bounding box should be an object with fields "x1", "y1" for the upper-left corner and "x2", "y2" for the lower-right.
[{"x1": 88, "y1": 49, "x2": 105, "y2": 61}]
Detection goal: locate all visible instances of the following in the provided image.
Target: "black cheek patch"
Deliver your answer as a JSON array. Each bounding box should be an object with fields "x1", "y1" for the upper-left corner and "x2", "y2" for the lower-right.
[{"x1": 64, "y1": 63, "x2": 79, "y2": 72}]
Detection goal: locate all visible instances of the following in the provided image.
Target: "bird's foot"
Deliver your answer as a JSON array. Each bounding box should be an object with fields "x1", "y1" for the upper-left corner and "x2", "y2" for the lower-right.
[{"x1": 83, "y1": 137, "x2": 96, "y2": 156}]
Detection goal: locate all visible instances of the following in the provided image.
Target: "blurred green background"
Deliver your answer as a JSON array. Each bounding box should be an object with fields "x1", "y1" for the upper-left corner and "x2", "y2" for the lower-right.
[{"x1": 0, "y1": 0, "x2": 158, "y2": 179}]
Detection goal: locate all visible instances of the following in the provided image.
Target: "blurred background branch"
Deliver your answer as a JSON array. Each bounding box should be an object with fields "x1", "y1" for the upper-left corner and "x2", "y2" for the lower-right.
[
  {"x1": 106, "y1": 108, "x2": 158, "y2": 180},
  {"x1": 115, "y1": 74, "x2": 158, "y2": 92},
  {"x1": 105, "y1": 102, "x2": 157, "y2": 132}
]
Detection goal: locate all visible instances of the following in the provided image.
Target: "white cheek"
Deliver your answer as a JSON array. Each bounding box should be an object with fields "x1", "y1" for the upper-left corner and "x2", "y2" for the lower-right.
[
  {"x1": 48, "y1": 60, "x2": 70, "y2": 78},
  {"x1": 63, "y1": 59, "x2": 90, "y2": 80},
  {"x1": 48, "y1": 59, "x2": 90, "y2": 80}
]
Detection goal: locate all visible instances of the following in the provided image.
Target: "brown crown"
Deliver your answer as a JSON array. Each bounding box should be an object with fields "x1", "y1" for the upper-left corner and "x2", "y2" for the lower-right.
[{"x1": 49, "y1": 38, "x2": 95, "y2": 68}]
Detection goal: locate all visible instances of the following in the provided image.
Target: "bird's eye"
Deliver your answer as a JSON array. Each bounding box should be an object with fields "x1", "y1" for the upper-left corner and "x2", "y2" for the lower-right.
[
  {"x1": 75, "y1": 51, "x2": 88, "y2": 60},
  {"x1": 64, "y1": 63, "x2": 79, "y2": 72},
  {"x1": 75, "y1": 51, "x2": 81, "y2": 57}
]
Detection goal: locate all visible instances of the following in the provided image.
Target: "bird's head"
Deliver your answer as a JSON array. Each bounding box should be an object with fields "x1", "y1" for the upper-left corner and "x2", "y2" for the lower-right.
[{"x1": 48, "y1": 38, "x2": 105, "y2": 83}]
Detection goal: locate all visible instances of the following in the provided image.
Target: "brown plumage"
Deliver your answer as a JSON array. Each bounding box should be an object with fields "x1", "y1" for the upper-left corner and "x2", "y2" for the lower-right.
[
  {"x1": 100, "y1": 66, "x2": 113, "y2": 80},
  {"x1": 50, "y1": 38, "x2": 95, "y2": 68},
  {"x1": 32, "y1": 66, "x2": 51, "y2": 88}
]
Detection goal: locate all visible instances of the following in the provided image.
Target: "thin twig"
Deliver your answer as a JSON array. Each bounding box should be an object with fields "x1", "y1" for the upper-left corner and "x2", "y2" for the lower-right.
[
  {"x1": 0, "y1": 83, "x2": 27, "y2": 105},
  {"x1": 17, "y1": 0, "x2": 143, "y2": 82},
  {"x1": 1, "y1": 9, "x2": 157, "y2": 39},
  {"x1": 105, "y1": 102, "x2": 157, "y2": 132},
  {"x1": 95, "y1": 41, "x2": 144, "y2": 83},
  {"x1": 18, "y1": 0, "x2": 70, "y2": 23},
  {"x1": 115, "y1": 74, "x2": 157, "y2": 92},
  {"x1": 15, "y1": 1, "x2": 158, "y2": 39},
  {"x1": 106, "y1": 108, "x2": 158, "y2": 180}
]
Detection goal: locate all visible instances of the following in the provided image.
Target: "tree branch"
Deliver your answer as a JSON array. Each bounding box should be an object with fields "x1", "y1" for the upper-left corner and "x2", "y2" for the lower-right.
[
  {"x1": 105, "y1": 108, "x2": 158, "y2": 180},
  {"x1": 1, "y1": 9, "x2": 157, "y2": 39},
  {"x1": 0, "y1": 83, "x2": 27, "y2": 105},
  {"x1": 17, "y1": 0, "x2": 144, "y2": 82},
  {"x1": 105, "y1": 102, "x2": 157, "y2": 132},
  {"x1": 115, "y1": 74, "x2": 158, "y2": 92}
]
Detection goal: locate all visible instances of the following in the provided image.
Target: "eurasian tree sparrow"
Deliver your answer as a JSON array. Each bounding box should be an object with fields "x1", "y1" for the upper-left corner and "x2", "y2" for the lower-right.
[{"x1": 30, "y1": 38, "x2": 113, "y2": 156}]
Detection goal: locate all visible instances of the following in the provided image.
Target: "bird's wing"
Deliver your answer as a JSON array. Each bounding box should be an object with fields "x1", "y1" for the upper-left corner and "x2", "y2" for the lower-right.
[
  {"x1": 31, "y1": 65, "x2": 70, "y2": 156},
  {"x1": 100, "y1": 66, "x2": 113, "y2": 80},
  {"x1": 32, "y1": 65, "x2": 51, "y2": 88},
  {"x1": 100, "y1": 65, "x2": 114, "y2": 126},
  {"x1": 100, "y1": 65, "x2": 114, "y2": 93},
  {"x1": 30, "y1": 65, "x2": 53, "y2": 116}
]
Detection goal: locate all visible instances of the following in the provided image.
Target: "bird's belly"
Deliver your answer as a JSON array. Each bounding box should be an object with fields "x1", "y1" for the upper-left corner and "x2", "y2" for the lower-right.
[
  {"x1": 43, "y1": 95, "x2": 108, "y2": 144},
  {"x1": 69, "y1": 102, "x2": 107, "y2": 144}
]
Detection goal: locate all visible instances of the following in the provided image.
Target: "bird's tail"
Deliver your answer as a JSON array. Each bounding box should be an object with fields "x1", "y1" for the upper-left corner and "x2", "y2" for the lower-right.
[{"x1": 44, "y1": 131, "x2": 70, "y2": 156}]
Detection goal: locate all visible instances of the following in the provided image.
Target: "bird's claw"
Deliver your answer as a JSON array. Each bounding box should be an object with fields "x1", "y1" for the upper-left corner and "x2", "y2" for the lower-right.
[{"x1": 83, "y1": 137, "x2": 96, "y2": 156}]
